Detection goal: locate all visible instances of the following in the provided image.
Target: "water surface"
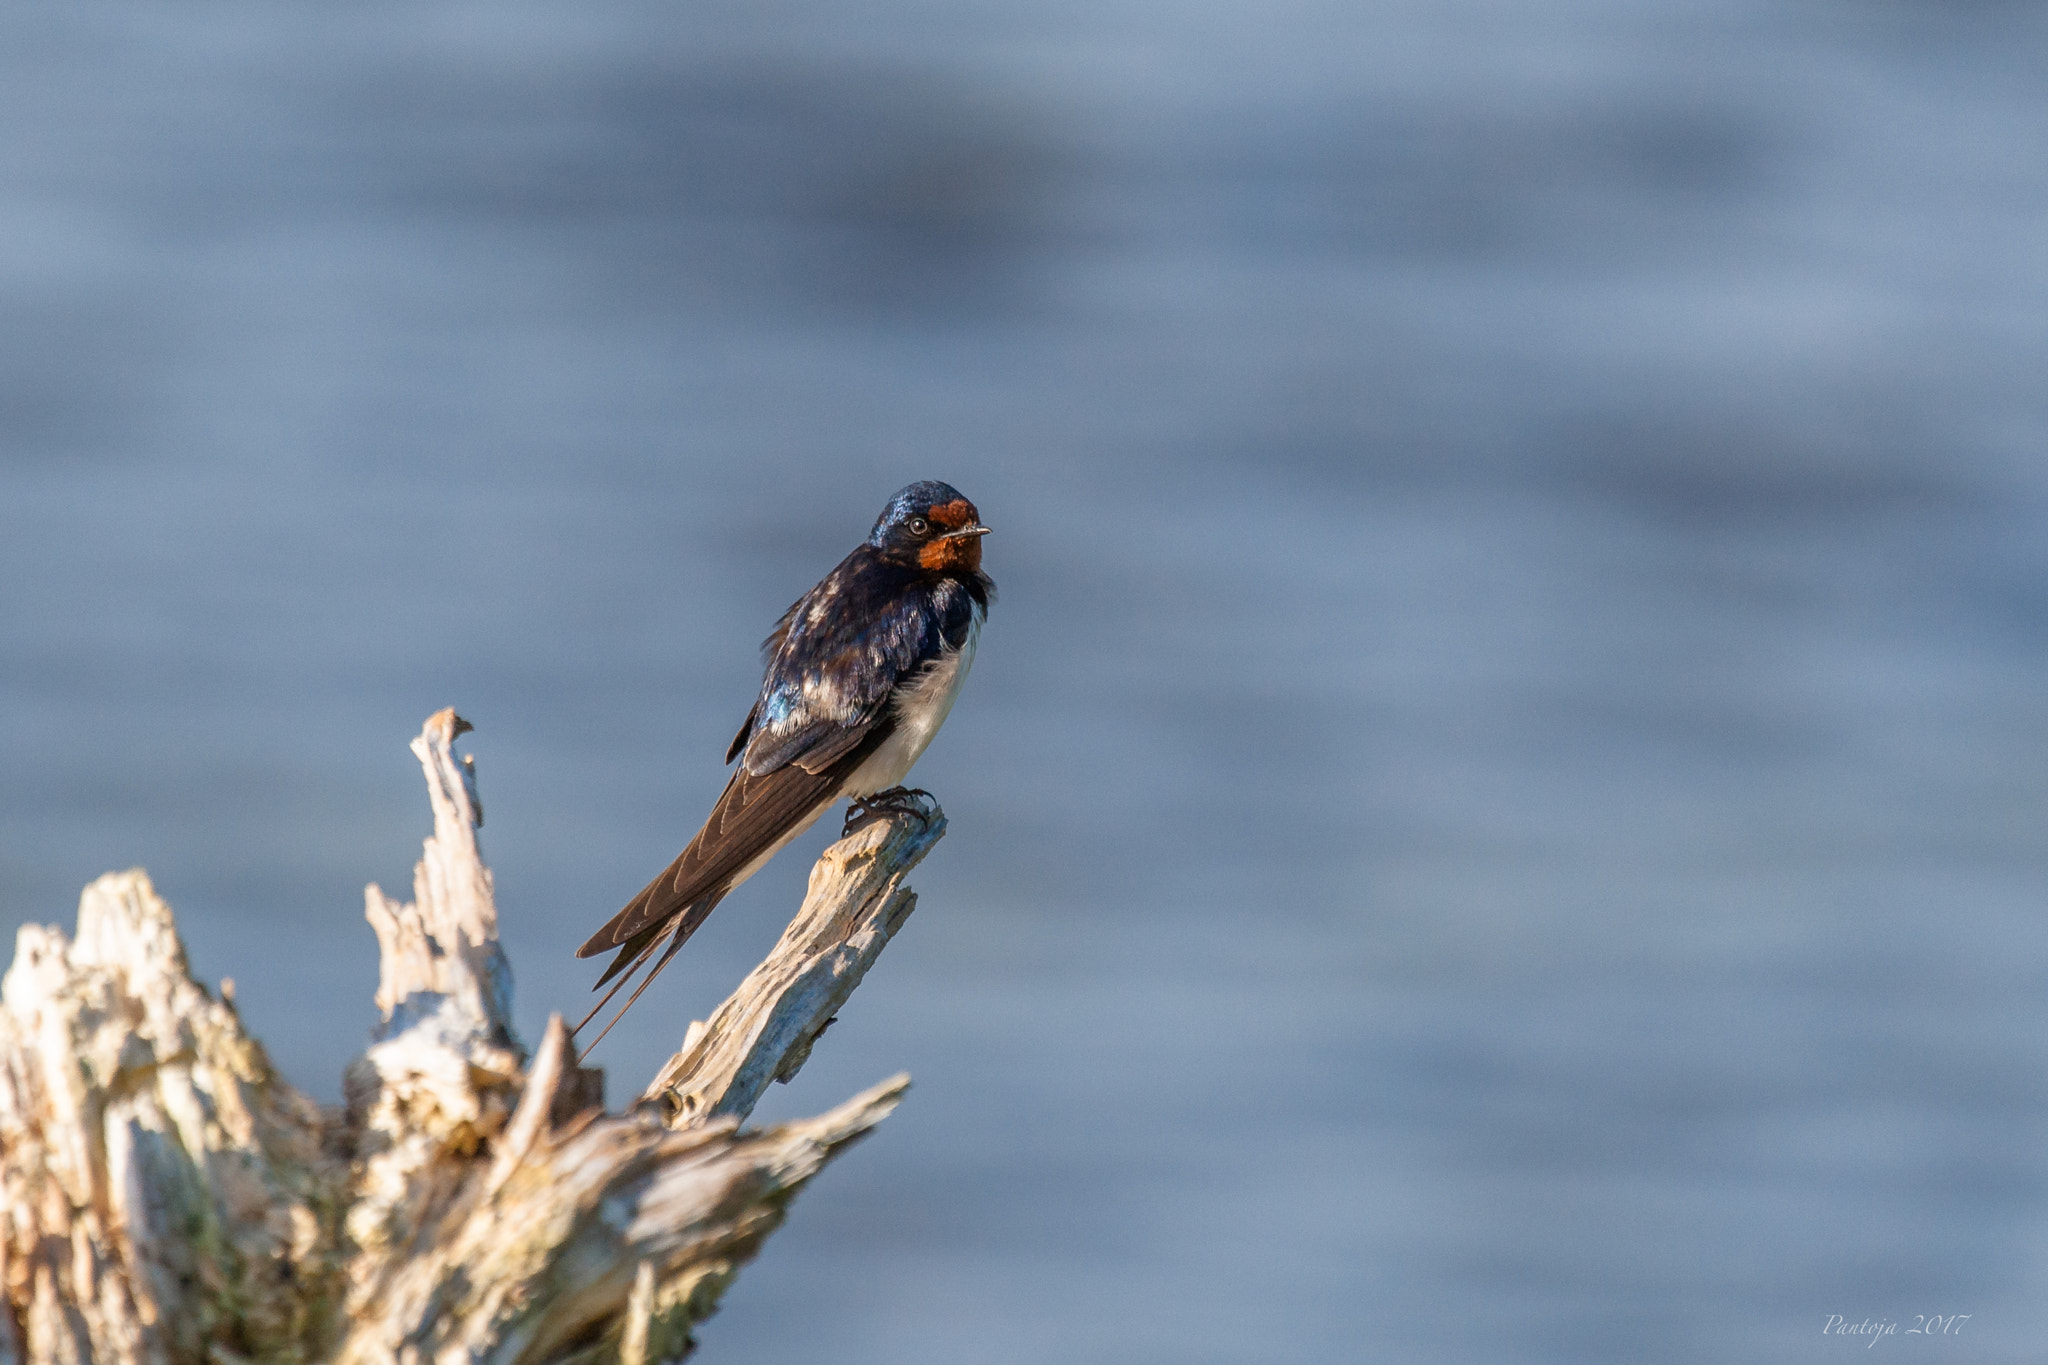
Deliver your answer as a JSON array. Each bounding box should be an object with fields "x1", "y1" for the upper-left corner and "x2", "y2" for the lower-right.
[{"x1": 5, "y1": 1, "x2": 2048, "y2": 1360}]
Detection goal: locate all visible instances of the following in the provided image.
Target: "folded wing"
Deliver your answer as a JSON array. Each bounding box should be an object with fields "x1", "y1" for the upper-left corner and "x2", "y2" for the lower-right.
[
  {"x1": 575, "y1": 721, "x2": 890, "y2": 962},
  {"x1": 575, "y1": 545, "x2": 971, "y2": 1040}
]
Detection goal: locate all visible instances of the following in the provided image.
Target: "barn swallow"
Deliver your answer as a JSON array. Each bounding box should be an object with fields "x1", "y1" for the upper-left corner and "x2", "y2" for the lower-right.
[{"x1": 573, "y1": 480, "x2": 993, "y2": 1047}]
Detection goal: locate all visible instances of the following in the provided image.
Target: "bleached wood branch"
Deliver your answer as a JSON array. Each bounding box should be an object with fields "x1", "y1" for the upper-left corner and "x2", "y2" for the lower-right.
[
  {"x1": 363, "y1": 709, "x2": 515, "y2": 1046},
  {"x1": 0, "y1": 708, "x2": 940, "y2": 1363},
  {"x1": 0, "y1": 869, "x2": 339, "y2": 1365},
  {"x1": 644, "y1": 808, "x2": 942, "y2": 1128}
]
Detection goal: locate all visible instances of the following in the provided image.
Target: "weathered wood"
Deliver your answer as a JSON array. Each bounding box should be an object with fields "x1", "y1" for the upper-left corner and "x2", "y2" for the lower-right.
[
  {"x1": 643, "y1": 809, "x2": 942, "y2": 1128},
  {"x1": 0, "y1": 869, "x2": 341, "y2": 1365},
  {"x1": 0, "y1": 709, "x2": 939, "y2": 1363}
]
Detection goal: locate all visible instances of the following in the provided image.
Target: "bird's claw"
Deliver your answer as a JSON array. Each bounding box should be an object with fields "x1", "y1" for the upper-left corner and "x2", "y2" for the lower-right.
[{"x1": 842, "y1": 787, "x2": 939, "y2": 836}]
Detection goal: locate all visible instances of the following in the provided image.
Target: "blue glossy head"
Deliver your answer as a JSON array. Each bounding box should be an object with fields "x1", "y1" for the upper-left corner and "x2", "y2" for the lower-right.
[{"x1": 868, "y1": 481, "x2": 989, "y2": 571}]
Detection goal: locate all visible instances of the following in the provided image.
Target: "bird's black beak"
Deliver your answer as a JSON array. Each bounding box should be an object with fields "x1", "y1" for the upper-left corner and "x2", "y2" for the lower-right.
[{"x1": 943, "y1": 525, "x2": 992, "y2": 540}]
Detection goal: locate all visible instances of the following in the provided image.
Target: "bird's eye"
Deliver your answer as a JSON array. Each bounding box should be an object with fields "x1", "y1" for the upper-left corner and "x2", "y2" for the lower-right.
[{"x1": 907, "y1": 516, "x2": 930, "y2": 536}]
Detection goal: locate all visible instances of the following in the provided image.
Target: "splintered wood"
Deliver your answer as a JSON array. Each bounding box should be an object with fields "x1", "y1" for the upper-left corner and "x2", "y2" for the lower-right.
[
  {"x1": 644, "y1": 810, "x2": 940, "y2": 1127},
  {"x1": 0, "y1": 708, "x2": 938, "y2": 1364}
]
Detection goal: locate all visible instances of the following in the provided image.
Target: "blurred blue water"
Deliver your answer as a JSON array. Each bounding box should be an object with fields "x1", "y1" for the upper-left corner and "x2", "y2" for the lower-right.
[{"x1": 5, "y1": 0, "x2": 2048, "y2": 1360}]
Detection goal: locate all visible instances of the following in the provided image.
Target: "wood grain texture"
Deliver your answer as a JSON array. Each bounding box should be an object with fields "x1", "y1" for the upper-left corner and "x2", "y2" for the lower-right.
[
  {"x1": 0, "y1": 710, "x2": 938, "y2": 1363},
  {"x1": 642, "y1": 810, "x2": 943, "y2": 1128}
]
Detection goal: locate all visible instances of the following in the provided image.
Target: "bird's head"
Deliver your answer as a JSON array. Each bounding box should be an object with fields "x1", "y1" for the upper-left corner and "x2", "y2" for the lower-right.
[{"x1": 869, "y1": 480, "x2": 990, "y2": 574}]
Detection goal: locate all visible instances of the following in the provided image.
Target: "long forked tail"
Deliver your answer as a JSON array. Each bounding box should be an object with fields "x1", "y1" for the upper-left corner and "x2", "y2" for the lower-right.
[{"x1": 571, "y1": 892, "x2": 724, "y2": 1055}]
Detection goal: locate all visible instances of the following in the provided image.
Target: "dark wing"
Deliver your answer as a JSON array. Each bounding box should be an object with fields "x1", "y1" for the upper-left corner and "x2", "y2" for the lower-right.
[
  {"x1": 723, "y1": 700, "x2": 759, "y2": 766},
  {"x1": 721, "y1": 559, "x2": 986, "y2": 779},
  {"x1": 736, "y1": 548, "x2": 941, "y2": 775},
  {"x1": 578, "y1": 547, "x2": 955, "y2": 969},
  {"x1": 568, "y1": 725, "x2": 891, "y2": 1047},
  {"x1": 722, "y1": 595, "x2": 805, "y2": 763},
  {"x1": 575, "y1": 724, "x2": 888, "y2": 961}
]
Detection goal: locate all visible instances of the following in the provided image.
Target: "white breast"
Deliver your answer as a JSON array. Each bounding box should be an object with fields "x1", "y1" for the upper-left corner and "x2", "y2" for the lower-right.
[{"x1": 844, "y1": 609, "x2": 982, "y2": 797}]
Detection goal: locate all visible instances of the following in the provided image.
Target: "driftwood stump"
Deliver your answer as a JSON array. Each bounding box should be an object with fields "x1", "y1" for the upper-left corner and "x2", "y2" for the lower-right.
[{"x1": 0, "y1": 709, "x2": 942, "y2": 1364}]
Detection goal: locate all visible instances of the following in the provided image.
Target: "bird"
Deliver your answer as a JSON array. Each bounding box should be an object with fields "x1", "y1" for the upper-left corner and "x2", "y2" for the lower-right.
[{"x1": 572, "y1": 480, "x2": 993, "y2": 1049}]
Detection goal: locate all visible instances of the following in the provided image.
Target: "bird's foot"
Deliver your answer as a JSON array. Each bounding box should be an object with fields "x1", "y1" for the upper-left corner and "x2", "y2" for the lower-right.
[{"x1": 842, "y1": 787, "x2": 939, "y2": 836}]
